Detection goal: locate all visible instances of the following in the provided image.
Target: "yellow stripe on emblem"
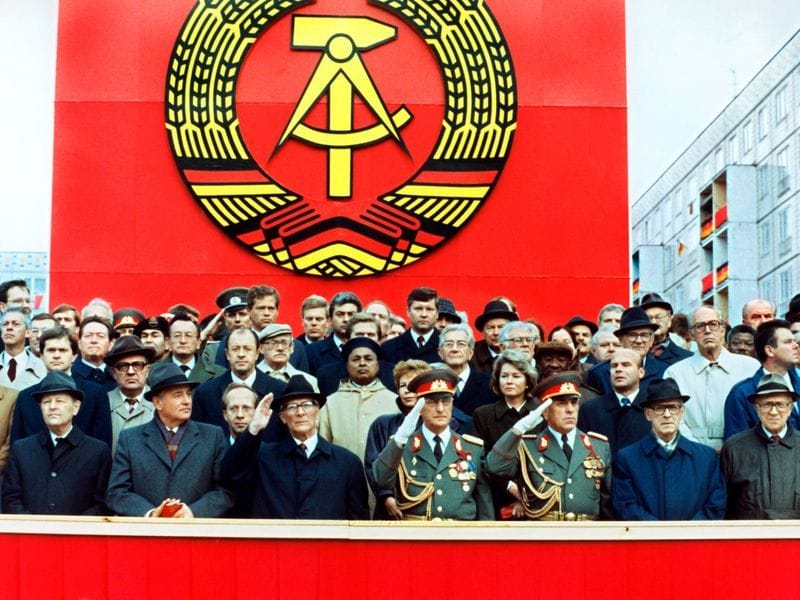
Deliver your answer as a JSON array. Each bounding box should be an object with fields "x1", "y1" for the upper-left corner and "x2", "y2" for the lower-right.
[
  {"x1": 192, "y1": 184, "x2": 286, "y2": 196},
  {"x1": 395, "y1": 184, "x2": 489, "y2": 199}
]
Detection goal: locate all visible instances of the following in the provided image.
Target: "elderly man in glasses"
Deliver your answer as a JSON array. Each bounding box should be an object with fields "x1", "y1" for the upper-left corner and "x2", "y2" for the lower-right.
[
  {"x1": 722, "y1": 373, "x2": 800, "y2": 519},
  {"x1": 221, "y1": 375, "x2": 369, "y2": 519},
  {"x1": 257, "y1": 324, "x2": 318, "y2": 390},
  {"x1": 612, "y1": 379, "x2": 726, "y2": 520},
  {"x1": 664, "y1": 306, "x2": 759, "y2": 451}
]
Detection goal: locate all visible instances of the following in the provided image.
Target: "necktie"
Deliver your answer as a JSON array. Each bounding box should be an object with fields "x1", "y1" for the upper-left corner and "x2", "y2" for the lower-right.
[
  {"x1": 433, "y1": 435, "x2": 443, "y2": 463},
  {"x1": 54, "y1": 437, "x2": 64, "y2": 446},
  {"x1": 561, "y1": 433, "x2": 572, "y2": 462},
  {"x1": 417, "y1": 335, "x2": 425, "y2": 349},
  {"x1": 126, "y1": 398, "x2": 137, "y2": 415},
  {"x1": 621, "y1": 397, "x2": 631, "y2": 407},
  {"x1": 179, "y1": 365, "x2": 190, "y2": 374},
  {"x1": 7, "y1": 358, "x2": 16, "y2": 382},
  {"x1": 771, "y1": 435, "x2": 782, "y2": 445},
  {"x1": 298, "y1": 442, "x2": 307, "y2": 459}
]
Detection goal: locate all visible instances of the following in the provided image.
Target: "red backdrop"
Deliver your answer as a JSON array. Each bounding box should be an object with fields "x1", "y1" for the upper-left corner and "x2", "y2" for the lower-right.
[{"x1": 50, "y1": 0, "x2": 628, "y2": 331}]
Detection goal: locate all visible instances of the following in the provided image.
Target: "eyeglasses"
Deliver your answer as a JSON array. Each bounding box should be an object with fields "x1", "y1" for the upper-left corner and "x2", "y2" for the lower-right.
[
  {"x1": 281, "y1": 400, "x2": 318, "y2": 413},
  {"x1": 265, "y1": 339, "x2": 292, "y2": 349},
  {"x1": 691, "y1": 320, "x2": 723, "y2": 333},
  {"x1": 442, "y1": 340, "x2": 470, "y2": 349},
  {"x1": 507, "y1": 336, "x2": 536, "y2": 345},
  {"x1": 756, "y1": 401, "x2": 793, "y2": 413},
  {"x1": 622, "y1": 331, "x2": 653, "y2": 342},
  {"x1": 113, "y1": 361, "x2": 148, "y2": 373},
  {"x1": 649, "y1": 404, "x2": 683, "y2": 415}
]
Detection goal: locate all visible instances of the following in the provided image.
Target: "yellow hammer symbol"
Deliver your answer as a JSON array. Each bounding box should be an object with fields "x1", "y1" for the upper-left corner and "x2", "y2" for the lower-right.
[{"x1": 274, "y1": 16, "x2": 412, "y2": 199}]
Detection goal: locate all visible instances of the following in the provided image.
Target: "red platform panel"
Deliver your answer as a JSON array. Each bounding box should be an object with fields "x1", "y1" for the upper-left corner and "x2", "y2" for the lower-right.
[{"x1": 50, "y1": 0, "x2": 627, "y2": 330}]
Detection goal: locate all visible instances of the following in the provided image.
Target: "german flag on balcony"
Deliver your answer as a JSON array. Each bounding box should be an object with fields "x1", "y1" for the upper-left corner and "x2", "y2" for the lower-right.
[
  {"x1": 714, "y1": 204, "x2": 728, "y2": 228},
  {"x1": 702, "y1": 272, "x2": 714, "y2": 295},
  {"x1": 701, "y1": 217, "x2": 714, "y2": 239},
  {"x1": 716, "y1": 262, "x2": 729, "y2": 284}
]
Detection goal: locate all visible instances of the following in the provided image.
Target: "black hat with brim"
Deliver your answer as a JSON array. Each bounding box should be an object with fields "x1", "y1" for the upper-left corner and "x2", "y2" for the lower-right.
[
  {"x1": 565, "y1": 315, "x2": 598, "y2": 335},
  {"x1": 640, "y1": 378, "x2": 690, "y2": 408},
  {"x1": 276, "y1": 374, "x2": 326, "y2": 409},
  {"x1": 475, "y1": 300, "x2": 519, "y2": 331},
  {"x1": 614, "y1": 307, "x2": 659, "y2": 336},
  {"x1": 144, "y1": 362, "x2": 200, "y2": 400},
  {"x1": 32, "y1": 371, "x2": 84, "y2": 403}
]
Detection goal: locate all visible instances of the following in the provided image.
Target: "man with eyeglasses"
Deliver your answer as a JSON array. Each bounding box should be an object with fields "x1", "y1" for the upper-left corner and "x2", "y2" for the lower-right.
[
  {"x1": 257, "y1": 323, "x2": 318, "y2": 390},
  {"x1": 373, "y1": 368, "x2": 493, "y2": 520},
  {"x1": 222, "y1": 375, "x2": 369, "y2": 519},
  {"x1": 161, "y1": 312, "x2": 224, "y2": 384},
  {"x1": 105, "y1": 334, "x2": 157, "y2": 452},
  {"x1": 499, "y1": 320, "x2": 539, "y2": 361},
  {"x1": 722, "y1": 373, "x2": 800, "y2": 519},
  {"x1": 639, "y1": 293, "x2": 693, "y2": 366},
  {"x1": 724, "y1": 319, "x2": 800, "y2": 440},
  {"x1": 439, "y1": 323, "x2": 497, "y2": 416},
  {"x1": 664, "y1": 305, "x2": 759, "y2": 451},
  {"x1": 612, "y1": 378, "x2": 726, "y2": 520},
  {"x1": 586, "y1": 307, "x2": 669, "y2": 397}
]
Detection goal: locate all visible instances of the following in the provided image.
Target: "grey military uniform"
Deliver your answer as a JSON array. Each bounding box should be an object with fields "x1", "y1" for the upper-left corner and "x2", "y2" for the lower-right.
[
  {"x1": 487, "y1": 427, "x2": 613, "y2": 520},
  {"x1": 373, "y1": 429, "x2": 494, "y2": 520}
]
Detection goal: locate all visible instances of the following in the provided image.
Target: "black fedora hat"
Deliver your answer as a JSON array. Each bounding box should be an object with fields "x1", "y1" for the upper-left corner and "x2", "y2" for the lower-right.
[
  {"x1": 32, "y1": 371, "x2": 84, "y2": 402},
  {"x1": 144, "y1": 362, "x2": 200, "y2": 400},
  {"x1": 639, "y1": 292, "x2": 673, "y2": 314},
  {"x1": 614, "y1": 307, "x2": 659, "y2": 337},
  {"x1": 475, "y1": 300, "x2": 518, "y2": 331},
  {"x1": 640, "y1": 378, "x2": 689, "y2": 408},
  {"x1": 104, "y1": 334, "x2": 157, "y2": 365},
  {"x1": 565, "y1": 315, "x2": 598, "y2": 335},
  {"x1": 276, "y1": 375, "x2": 326, "y2": 409}
]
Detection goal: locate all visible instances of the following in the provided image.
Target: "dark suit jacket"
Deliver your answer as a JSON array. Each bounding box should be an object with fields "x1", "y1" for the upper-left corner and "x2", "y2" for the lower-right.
[
  {"x1": 10, "y1": 376, "x2": 112, "y2": 446},
  {"x1": 455, "y1": 369, "x2": 498, "y2": 416},
  {"x1": 221, "y1": 429, "x2": 369, "y2": 519},
  {"x1": 585, "y1": 355, "x2": 668, "y2": 397},
  {"x1": 577, "y1": 391, "x2": 652, "y2": 457},
  {"x1": 106, "y1": 418, "x2": 233, "y2": 516},
  {"x1": 191, "y1": 370, "x2": 287, "y2": 441},
  {"x1": 305, "y1": 336, "x2": 342, "y2": 375},
  {"x1": 71, "y1": 360, "x2": 117, "y2": 392},
  {"x1": 724, "y1": 367, "x2": 800, "y2": 440},
  {"x1": 470, "y1": 340, "x2": 497, "y2": 374},
  {"x1": 316, "y1": 360, "x2": 396, "y2": 397},
  {"x1": 650, "y1": 338, "x2": 693, "y2": 366},
  {"x1": 2, "y1": 427, "x2": 111, "y2": 515},
  {"x1": 380, "y1": 329, "x2": 441, "y2": 366}
]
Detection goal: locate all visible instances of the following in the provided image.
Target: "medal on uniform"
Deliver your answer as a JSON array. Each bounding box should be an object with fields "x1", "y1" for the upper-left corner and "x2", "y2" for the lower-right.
[
  {"x1": 412, "y1": 457, "x2": 417, "y2": 466},
  {"x1": 449, "y1": 467, "x2": 457, "y2": 478},
  {"x1": 462, "y1": 483, "x2": 470, "y2": 492}
]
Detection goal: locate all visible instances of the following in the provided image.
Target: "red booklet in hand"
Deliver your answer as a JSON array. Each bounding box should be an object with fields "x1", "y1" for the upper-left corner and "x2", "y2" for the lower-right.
[{"x1": 160, "y1": 500, "x2": 183, "y2": 518}]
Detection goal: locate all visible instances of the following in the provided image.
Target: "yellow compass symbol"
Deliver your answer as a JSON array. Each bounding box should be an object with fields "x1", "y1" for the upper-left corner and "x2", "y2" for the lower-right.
[{"x1": 274, "y1": 16, "x2": 412, "y2": 199}]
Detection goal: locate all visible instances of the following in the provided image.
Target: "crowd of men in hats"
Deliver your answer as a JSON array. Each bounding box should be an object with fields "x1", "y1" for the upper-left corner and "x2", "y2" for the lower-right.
[{"x1": 3, "y1": 275, "x2": 800, "y2": 521}]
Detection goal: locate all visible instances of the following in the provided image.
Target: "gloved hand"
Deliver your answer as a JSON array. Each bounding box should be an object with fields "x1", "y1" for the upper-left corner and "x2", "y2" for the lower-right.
[
  {"x1": 512, "y1": 399, "x2": 553, "y2": 435},
  {"x1": 393, "y1": 398, "x2": 425, "y2": 445}
]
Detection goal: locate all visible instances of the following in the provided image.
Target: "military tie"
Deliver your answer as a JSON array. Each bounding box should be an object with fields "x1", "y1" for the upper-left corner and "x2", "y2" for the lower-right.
[
  {"x1": 6, "y1": 357, "x2": 16, "y2": 382},
  {"x1": 621, "y1": 397, "x2": 631, "y2": 407},
  {"x1": 561, "y1": 433, "x2": 572, "y2": 463},
  {"x1": 433, "y1": 435, "x2": 443, "y2": 463}
]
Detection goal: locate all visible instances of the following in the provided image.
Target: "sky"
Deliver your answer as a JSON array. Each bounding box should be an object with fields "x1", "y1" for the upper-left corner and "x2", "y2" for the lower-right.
[
  {"x1": 4, "y1": 2, "x2": 800, "y2": 252},
  {"x1": 627, "y1": 0, "x2": 800, "y2": 199}
]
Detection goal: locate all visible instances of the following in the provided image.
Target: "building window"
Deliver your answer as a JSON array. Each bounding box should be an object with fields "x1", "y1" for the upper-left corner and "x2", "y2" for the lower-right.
[
  {"x1": 776, "y1": 85, "x2": 789, "y2": 124},
  {"x1": 760, "y1": 221, "x2": 771, "y2": 256},
  {"x1": 757, "y1": 105, "x2": 769, "y2": 139},
  {"x1": 758, "y1": 164, "x2": 770, "y2": 198},
  {"x1": 742, "y1": 120, "x2": 753, "y2": 153},
  {"x1": 714, "y1": 148, "x2": 724, "y2": 173},
  {"x1": 779, "y1": 207, "x2": 790, "y2": 240},
  {"x1": 728, "y1": 135, "x2": 738, "y2": 163},
  {"x1": 780, "y1": 269, "x2": 793, "y2": 303},
  {"x1": 761, "y1": 277, "x2": 774, "y2": 304},
  {"x1": 777, "y1": 146, "x2": 791, "y2": 195}
]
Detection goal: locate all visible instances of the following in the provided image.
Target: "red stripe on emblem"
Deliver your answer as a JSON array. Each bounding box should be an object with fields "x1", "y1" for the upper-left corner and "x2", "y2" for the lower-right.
[
  {"x1": 183, "y1": 169, "x2": 268, "y2": 183},
  {"x1": 412, "y1": 169, "x2": 497, "y2": 185}
]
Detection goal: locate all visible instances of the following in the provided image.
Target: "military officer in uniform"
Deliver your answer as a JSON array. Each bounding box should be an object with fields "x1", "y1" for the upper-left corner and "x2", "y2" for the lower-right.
[
  {"x1": 372, "y1": 369, "x2": 494, "y2": 520},
  {"x1": 486, "y1": 372, "x2": 613, "y2": 520}
]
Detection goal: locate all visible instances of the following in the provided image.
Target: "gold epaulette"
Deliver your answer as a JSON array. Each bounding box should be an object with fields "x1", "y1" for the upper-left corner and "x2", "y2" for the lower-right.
[
  {"x1": 460, "y1": 433, "x2": 484, "y2": 446},
  {"x1": 586, "y1": 431, "x2": 608, "y2": 442},
  {"x1": 521, "y1": 434, "x2": 538, "y2": 440}
]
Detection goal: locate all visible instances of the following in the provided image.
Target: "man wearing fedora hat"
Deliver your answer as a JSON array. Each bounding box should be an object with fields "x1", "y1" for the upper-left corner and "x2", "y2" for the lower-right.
[
  {"x1": 664, "y1": 305, "x2": 759, "y2": 451},
  {"x1": 638, "y1": 293, "x2": 693, "y2": 366},
  {"x1": 435, "y1": 297, "x2": 462, "y2": 331},
  {"x1": 373, "y1": 368, "x2": 493, "y2": 520},
  {"x1": 586, "y1": 307, "x2": 669, "y2": 397},
  {"x1": 106, "y1": 362, "x2": 233, "y2": 518},
  {"x1": 487, "y1": 372, "x2": 612, "y2": 521},
  {"x1": 105, "y1": 334, "x2": 157, "y2": 453},
  {"x1": 221, "y1": 375, "x2": 369, "y2": 519},
  {"x1": 3, "y1": 371, "x2": 112, "y2": 515},
  {"x1": 565, "y1": 315, "x2": 597, "y2": 365},
  {"x1": 612, "y1": 378, "x2": 726, "y2": 520},
  {"x1": 471, "y1": 299, "x2": 519, "y2": 374},
  {"x1": 722, "y1": 373, "x2": 800, "y2": 519}
]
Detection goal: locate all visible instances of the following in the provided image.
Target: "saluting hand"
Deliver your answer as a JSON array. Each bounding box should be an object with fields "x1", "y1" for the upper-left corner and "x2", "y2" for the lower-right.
[
  {"x1": 394, "y1": 398, "x2": 425, "y2": 446},
  {"x1": 248, "y1": 393, "x2": 274, "y2": 435},
  {"x1": 512, "y1": 398, "x2": 552, "y2": 435}
]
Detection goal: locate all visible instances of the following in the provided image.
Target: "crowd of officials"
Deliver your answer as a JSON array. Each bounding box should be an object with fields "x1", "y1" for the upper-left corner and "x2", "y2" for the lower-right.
[{"x1": 1, "y1": 277, "x2": 799, "y2": 521}]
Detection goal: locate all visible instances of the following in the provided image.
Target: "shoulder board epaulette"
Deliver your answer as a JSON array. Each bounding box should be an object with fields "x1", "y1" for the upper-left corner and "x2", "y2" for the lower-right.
[
  {"x1": 586, "y1": 431, "x2": 608, "y2": 442},
  {"x1": 460, "y1": 433, "x2": 484, "y2": 447},
  {"x1": 521, "y1": 434, "x2": 538, "y2": 440}
]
